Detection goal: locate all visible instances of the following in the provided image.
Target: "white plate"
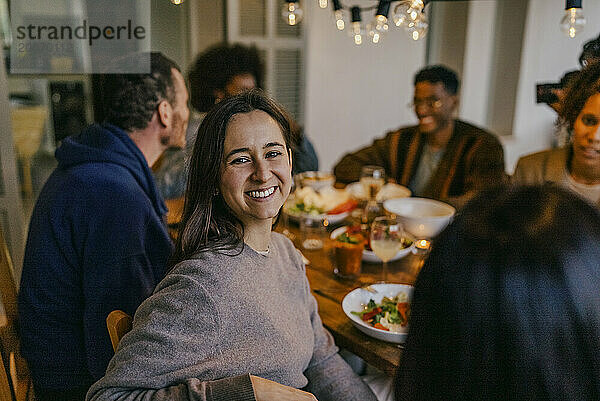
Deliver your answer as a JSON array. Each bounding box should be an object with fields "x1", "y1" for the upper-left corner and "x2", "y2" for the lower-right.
[
  {"x1": 330, "y1": 226, "x2": 415, "y2": 262},
  {"x1": 345, "y1": 182, "x2": 411, "y2": 202},
  {"x1": 284, "y1": 209, "x2": 350, "y2": 225},
  {"x1": 284, "y1": 189, "x2": 353, "y2": 225},
  {"x1": 342, "y1": 283, "x2": 414, "y2": 343}
]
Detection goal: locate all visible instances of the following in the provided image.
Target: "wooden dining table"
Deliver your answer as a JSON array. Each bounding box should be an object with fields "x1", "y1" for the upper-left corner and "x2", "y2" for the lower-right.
[{"x1": 277, "y1": 220, "x2": 428, "y2": 377}]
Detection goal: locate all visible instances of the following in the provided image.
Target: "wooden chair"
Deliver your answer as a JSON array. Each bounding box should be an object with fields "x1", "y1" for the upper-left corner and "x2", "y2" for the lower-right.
[
  {"x1": 106, "y1": 310, "x2": 132, "y2": 352},
  {"x1": 0, "y1": 226, "x2": 33, "y2": 401}
]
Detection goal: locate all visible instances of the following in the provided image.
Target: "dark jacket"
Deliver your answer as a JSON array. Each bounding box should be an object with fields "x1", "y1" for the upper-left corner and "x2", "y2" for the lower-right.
[
  {"x1": 18, "y1": 123, "x2": 173, "y2": 391},
  {"x1": 334, "y1": 120, "x2": 506, "y2": 203}
]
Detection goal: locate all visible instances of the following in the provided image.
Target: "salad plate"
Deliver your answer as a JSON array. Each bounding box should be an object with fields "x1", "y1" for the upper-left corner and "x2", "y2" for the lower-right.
[
  {"x1": 284, "y1": 187, "x2": 356, "y2": 224},
  {"x1": 330, "y1": 226, "x2": 415, "y2": 262},
  {"x1": 342, "y1": 283, "x2": 414, "y2": 343}
]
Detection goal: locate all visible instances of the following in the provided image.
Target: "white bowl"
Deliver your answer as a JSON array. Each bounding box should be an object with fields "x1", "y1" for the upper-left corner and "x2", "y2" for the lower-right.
[
  {"x1": 345, "y1": 182, "x2": 411, "y2": 202},
  {"x1": 330, "y1": 226, "x2": 415, "y2": 263},
  {"x1": 342, "y1": 283, "x2": 414, "y2": 343},
  {"x1": 296, "y1": 171, "x2": 335, "y2": 191},
  {"x1": 383, "y1": 197, "x2": 455, "y2": 238}
]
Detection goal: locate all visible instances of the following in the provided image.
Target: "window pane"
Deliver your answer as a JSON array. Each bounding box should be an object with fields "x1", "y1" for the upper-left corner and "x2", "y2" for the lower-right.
[
  {"x1": 274, "y1": 49, "x2": 302, "y2": 121},
  {"x1": 240, "y1": 0, "x2": 266, "y2": 36}
]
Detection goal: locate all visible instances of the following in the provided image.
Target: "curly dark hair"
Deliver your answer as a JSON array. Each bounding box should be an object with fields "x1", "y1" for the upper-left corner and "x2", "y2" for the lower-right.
[
  {"x1": 559, "y1": 61, "x2": 600, "y2": 130},
  {"x1": 101, "y1": 52, "x2": 181, "y2": 131},
  {"x1": 414, "y1": 65, "x2": 460, "y2": 95},
  {"x1": 170, "y1": 89, "x2": 293, "y2": 267},
  {"x1": 579, "y1": 34, "x2": 600, "y2": 67},
  {"x1": 187, "y1": 43, "x2": 264, "y2": 112},
  {"x1": 395, "y1": 184, "x2": 600, "y2": 401}
]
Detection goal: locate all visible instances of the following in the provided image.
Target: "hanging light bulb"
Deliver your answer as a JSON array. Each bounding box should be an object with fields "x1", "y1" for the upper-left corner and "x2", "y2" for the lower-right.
[
  {"x1": 367, "y1": 1, "x2": 391, "y2": 44},
  {"x1": 319, "y1": 0, "x2": 328, "y2": 9},
  {"x1": 332, "y1": 0, "x2": 345, "y2": 30},
  {"x1": 282, "y1": 1, "x2": 304, "y2": 26},
  {"x1": 350, "y1": 6, "x2": 364, "y2": 45},
  {"x1": 560, "y1": 0, "x2": 585, "y2": 38},
  {"x1": 392, "y1": 0, "x2": 424, "y2": 27},
  {"x1": 405, "y1": 14, "x2": 428, "y2": 41},
  {"x1": 170, "y1": 0, "x2": 184, "y2": 4}
]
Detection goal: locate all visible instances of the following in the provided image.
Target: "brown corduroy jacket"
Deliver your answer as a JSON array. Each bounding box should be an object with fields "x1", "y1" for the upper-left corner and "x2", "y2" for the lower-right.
[{"x1": 334, "y1": 120, "x2": 506, "y2": 207}]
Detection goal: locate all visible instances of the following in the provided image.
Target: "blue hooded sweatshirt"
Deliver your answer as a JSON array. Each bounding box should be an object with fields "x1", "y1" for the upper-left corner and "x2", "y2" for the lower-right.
[{"x1": 18, "y1": 123, "x2": 173, "y2": 391}]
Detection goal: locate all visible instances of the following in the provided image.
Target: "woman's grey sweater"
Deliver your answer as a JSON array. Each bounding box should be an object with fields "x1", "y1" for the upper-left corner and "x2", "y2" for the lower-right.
[{"x1": 87, "y1": 233, "x2": 376, "y2": 401}]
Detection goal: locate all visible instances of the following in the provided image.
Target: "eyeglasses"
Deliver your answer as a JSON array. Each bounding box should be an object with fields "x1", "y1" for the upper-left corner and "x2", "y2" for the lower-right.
[{"x1": 408, "y1": 98, "x2": 443, "y2": 110}]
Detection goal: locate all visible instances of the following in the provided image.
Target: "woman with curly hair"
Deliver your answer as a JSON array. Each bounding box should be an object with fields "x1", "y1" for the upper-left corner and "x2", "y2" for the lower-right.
[{"x1": 513, "y1": 62, "x2": 600, "y2": 206}]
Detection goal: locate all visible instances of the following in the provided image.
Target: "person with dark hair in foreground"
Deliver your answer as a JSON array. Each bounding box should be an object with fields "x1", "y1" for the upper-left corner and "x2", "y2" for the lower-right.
[
  {"x1": 395, "y1": 184, "x2": 600, "y2": 401},
  {"x1": 87, "y1": 90, "x2": 376, "y2": 401},
  {"x1": 153, "y1": 43, "x2": 318, "y2": 201},
  {"x1": 18, "y1": 52, "x2": 189, "y2": 400},
  {"x1": 514, "y1": 62, "x2": 600, "y2": 206},
  {"x1": 334, "y1": 64, "x2": 506, "y2": 208}
]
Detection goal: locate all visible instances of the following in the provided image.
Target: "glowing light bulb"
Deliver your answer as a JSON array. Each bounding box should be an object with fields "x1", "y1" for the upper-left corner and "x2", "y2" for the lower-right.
[
  {"x1": 352, "y1": 22, "x2": 363, "y2": 45},
  {"x1": 392, "y1": 0, "x2": 424, "y2": 27},
  {"x1": 367, "y1": 15, "x2": 389, "y2": 44},
  {"x1": 560, "y1": 7, "x2": 586, "y2": 38},
  {"x1": 319, "y1": 0, "x2": 328, "y2": 8},
  {"x1": 335, "y1": 10, "x2": 345, "y2": 30},
  {"x1": 405, "y1": 14, "x2": 428, "y2": 41},
  {"x1": 282, "y1": 2, "x2": 304, "y2": 26},
  {"x1": 170, "y1": 0, "x2": 184, "y2": 4}
]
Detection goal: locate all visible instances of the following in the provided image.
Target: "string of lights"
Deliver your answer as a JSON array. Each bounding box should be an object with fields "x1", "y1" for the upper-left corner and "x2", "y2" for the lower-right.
[{"x1": 280, "y1": 0, "x2": 588, "y2": 44}]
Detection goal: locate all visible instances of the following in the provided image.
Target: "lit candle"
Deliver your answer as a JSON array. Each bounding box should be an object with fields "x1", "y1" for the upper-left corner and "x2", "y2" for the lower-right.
[{"x1": 415, "y1": 239, "x2": 431, "y2": 251}]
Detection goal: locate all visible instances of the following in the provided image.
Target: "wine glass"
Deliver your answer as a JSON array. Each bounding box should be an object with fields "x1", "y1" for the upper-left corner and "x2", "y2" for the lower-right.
[
  {"x1": 370, "y1": 216, "x2": 404, "y2": 282},
  {"x1": 360, "y1": 166, "x2": 385, "y2": 225}
]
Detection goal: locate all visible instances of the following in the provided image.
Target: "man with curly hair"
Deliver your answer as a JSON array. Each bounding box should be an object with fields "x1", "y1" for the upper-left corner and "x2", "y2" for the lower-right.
[{"x1": 18, "y1": 52, "x2": 189, "y2": 401}]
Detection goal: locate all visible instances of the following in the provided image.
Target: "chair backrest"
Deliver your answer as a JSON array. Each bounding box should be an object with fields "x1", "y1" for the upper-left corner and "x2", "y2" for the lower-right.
[
  {"x1": 0, "y1": 226, "x2": 33, "y2": 401},
  {"x1": 106, "y1": 310, "x2": 132, "y2": 352}
]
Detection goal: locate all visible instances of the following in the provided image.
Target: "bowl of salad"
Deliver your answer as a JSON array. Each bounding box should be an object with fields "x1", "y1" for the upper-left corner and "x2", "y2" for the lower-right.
[
  {"x1": 284, "y1": 186, "x2": 357, "y2": 224},
  {"x1": 342, "y1": 283, "x2": 413, "y2": 343}
]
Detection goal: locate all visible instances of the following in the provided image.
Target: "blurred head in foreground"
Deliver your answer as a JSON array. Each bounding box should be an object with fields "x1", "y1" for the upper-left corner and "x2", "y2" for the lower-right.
[{"x1": 395, "y1": 184, "x2": 600, "y2": 401}]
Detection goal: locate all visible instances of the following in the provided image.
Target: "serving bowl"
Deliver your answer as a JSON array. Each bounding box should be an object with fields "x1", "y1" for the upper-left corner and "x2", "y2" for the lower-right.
[
  {"x1": 342, "y1": 283, "x2": 414, "y2": 343},
  {"x1": 295, "y1": 171, "x2": 335, "y2": 191},
  {"x1": 383, "y1": 197, "x2": 455, "y2": 238},
  {"x1": 345, "y1": 182, "x2": 411, "y2": 202}
]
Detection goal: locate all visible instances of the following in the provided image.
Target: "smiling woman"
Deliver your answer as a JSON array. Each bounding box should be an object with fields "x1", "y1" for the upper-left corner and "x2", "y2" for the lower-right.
[
  {"x1": 86, "y1": 90, "x2": 377, "y2": 401},
  {"x1": 514, "y1": 62, "x2": 600, "y2": 207}
]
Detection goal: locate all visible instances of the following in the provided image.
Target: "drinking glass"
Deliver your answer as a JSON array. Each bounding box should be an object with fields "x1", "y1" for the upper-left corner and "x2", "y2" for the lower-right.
[
  {"x1": 360, "y1": 166, "x2": 385, "y2": 224},
  {"x1": 300, "y1": 216, "x2": 326, "y2": 250},
  {"x1": 370, "y1": 216, "x2": 404, "y2": 282}
]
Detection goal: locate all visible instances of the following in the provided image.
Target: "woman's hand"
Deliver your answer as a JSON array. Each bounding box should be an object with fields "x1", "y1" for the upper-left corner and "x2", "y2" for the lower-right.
[{"x1": 250, "y1": 375, "x2": 318, "y2": 401}]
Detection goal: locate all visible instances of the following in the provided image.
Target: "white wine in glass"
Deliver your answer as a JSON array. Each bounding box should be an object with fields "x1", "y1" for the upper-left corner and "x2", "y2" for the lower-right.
[
  {"x1": 360, "y1": 166, "x2": 386, "y2": 225},
  {"x1": 370, "y1": 216, "x2": 404, "y2": 282}
]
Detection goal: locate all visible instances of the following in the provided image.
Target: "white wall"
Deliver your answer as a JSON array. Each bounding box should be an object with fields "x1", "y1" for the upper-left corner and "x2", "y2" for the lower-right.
[
  {"x1": 304, "y1": 2, "x2": 426, "y2": 172},
  {"x1": 505, "y1": 0, "x2": 600, "y2": 172},
  {"x1": 304, "y1": 0, "x2": 600, "y2": 175}
]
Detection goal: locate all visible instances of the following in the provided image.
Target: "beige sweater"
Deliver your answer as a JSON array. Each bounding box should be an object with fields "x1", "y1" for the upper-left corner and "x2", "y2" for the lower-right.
[{"x1": 513, "y1": 147, "x2": 600, "y2": 207}]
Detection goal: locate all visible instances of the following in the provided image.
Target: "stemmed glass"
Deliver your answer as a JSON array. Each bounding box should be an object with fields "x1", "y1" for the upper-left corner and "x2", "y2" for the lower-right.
[
  {"x1": 370, "y1": 216, "x2": 404, "y2": 282},
  {"x1": 360, "y1": 166, "x2": 385, "y2": 225}
]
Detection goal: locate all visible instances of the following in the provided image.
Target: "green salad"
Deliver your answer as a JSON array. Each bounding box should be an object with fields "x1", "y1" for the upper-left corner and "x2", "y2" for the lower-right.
[{"x1": 351, "y1": 293, "x2": 410, "y2": 332}]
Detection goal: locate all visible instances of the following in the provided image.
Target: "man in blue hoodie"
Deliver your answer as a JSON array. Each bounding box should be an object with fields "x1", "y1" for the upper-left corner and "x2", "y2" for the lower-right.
[{"x1": 18, "y1": 52, "x2": 189, "y2": 401}]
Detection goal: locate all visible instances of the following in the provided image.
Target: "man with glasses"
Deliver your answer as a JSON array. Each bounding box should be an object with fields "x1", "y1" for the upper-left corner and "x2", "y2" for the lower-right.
[{"x1": 334, "y1": 65, "x2": 505, "y2": 207}]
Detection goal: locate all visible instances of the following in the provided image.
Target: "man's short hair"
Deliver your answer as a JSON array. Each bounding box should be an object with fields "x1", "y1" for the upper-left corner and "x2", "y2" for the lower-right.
[
  {"x1": 188, "y1": 43, "x2": 264, "y2": 112},
  {"x1": 101, "y1": 52, "x2": 181, "y2": 132},
  {"x1": 414, "y1": 65, "x2": 460, "y2": 95}
]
